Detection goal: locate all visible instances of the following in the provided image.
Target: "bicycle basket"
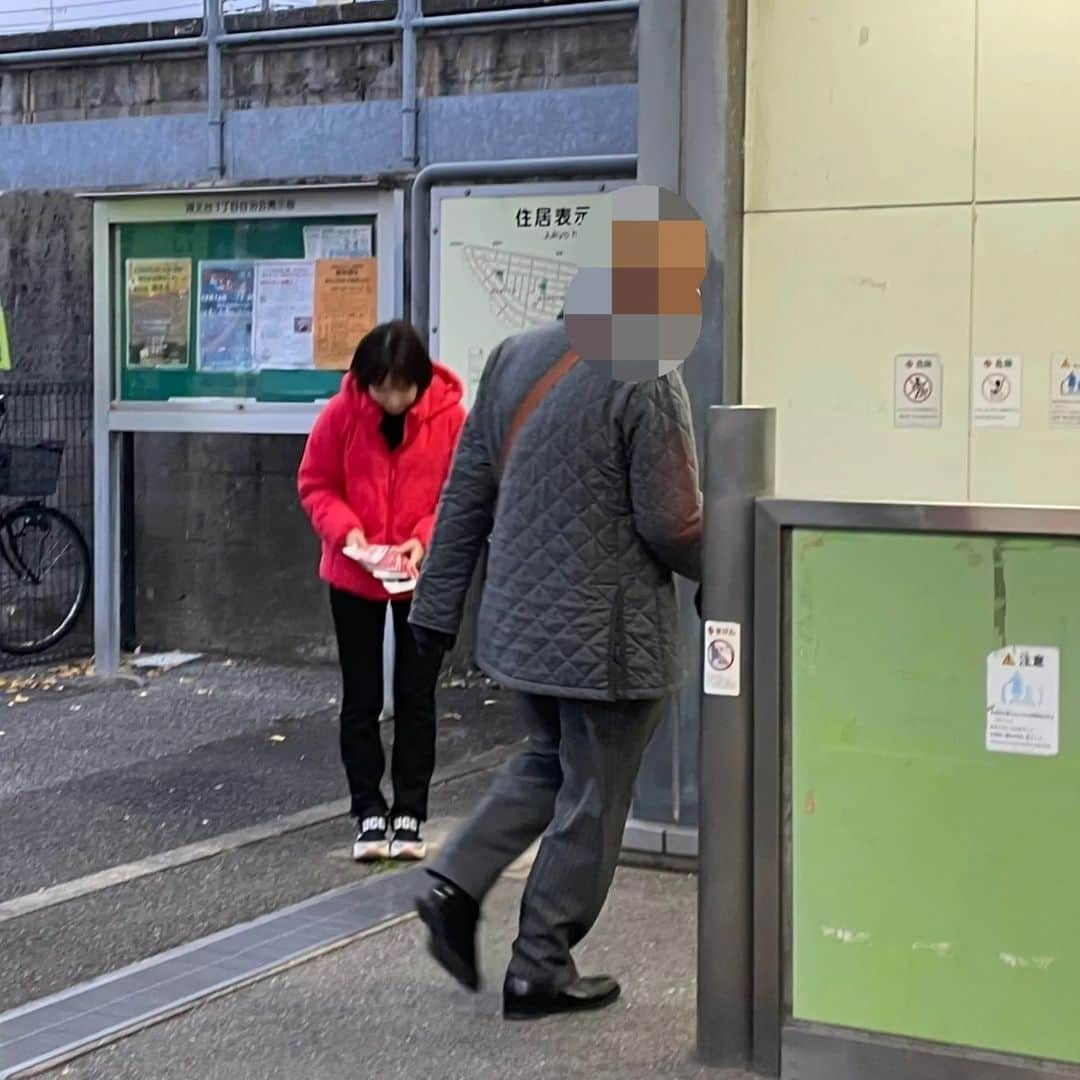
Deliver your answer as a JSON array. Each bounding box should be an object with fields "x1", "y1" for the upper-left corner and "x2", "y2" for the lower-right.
[{"x1": 0, "y1": 441, "x2": 64, "y2": 497}]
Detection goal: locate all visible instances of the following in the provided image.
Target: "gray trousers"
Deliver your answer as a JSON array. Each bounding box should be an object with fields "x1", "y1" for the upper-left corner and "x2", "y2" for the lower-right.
[{"x1": 430, "y1": 692, "x2": 665, "y2": 988}]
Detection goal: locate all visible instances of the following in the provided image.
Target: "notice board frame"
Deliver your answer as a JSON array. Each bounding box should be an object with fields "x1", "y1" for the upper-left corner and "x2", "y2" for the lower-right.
[{"x1": 90, "y1": 185, "x2": 405, "y2": 676}]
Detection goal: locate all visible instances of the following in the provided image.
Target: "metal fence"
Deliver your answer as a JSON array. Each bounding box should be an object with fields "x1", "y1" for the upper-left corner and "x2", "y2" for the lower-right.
[
  {"x1": 0, "y1": 1, "x2": 382, "y2": 36},
  {"x1": 0, "y1": 380, "x2": 93, "y2": 670}
]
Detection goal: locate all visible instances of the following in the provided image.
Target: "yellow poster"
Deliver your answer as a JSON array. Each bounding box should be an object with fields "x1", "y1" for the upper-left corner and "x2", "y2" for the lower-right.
[
  {"x1": 126, "y1": 258, "x2": 192, "y2": 369},
  {"x1": 0, "y1": 306, "x2": 9, "y2": 371},
  {"x1": 313, "y1": 258, "x2": 378, "y2": 370}
]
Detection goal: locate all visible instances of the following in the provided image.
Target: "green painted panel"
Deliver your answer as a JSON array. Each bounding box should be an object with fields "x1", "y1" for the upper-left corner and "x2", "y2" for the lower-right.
[
  {"x1": 791, "y1": 530, "x2": 1080, "y2": 1063},
  {"x1": 117, "y1": 215, "x2": 376, "y2": 403}
]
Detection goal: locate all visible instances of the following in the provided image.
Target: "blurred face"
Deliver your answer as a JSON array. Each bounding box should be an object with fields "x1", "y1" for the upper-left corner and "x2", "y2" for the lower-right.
[{"x1": 368, "y1": 376, "x2": 418, "y2": 416}]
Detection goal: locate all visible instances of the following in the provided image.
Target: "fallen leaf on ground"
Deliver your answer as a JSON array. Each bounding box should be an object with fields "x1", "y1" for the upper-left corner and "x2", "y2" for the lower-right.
[
  {"x1": 483, "y1": 699, "x2": 496, "y2": 706},
  {"x1": 269, "y1": 734, "x2": 287, "y2": 743}
]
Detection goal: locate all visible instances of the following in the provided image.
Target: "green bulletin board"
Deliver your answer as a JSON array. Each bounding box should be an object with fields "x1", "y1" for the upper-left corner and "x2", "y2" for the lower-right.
[
  {"x1": 791, "y1": 529, "x2": 1080, "y2": 1064},
  {"x1": 117, "y1": 214, "x2": 377, "y2": 404}
]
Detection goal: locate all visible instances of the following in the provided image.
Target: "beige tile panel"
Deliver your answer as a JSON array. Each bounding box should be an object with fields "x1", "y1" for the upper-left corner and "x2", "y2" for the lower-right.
[
  {"x1": 971, "y1": 201, "x2": 1080, "y2": 506},
  {"x1": 743, "y1": 206, "x2": 973, "y2": 501},
  {"x1": 977, "y1": 0, "x2": 1080, "y2": 203},
  {"x1": 745, "y1": 0, "x2": 976, "y2": 212}
]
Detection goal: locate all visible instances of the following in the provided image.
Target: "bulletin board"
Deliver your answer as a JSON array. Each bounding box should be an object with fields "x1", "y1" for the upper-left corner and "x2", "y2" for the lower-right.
[
  {"x1": 118, "y1": 214, "x2": 378, "y2": 405},
  {"x1": 93, "y1": 186, "x2": 403, "y2": 434}
]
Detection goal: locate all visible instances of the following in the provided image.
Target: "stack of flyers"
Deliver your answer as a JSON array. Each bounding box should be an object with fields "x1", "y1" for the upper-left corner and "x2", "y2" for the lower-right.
[{"x1": 342, "y1": 543, "x2": 416, "y2": 593}]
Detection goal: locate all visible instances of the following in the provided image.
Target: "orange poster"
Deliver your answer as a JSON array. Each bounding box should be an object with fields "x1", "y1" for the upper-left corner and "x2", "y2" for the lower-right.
[{"x1": 313, "y1": 258, "x2": 378, "y2": 370}]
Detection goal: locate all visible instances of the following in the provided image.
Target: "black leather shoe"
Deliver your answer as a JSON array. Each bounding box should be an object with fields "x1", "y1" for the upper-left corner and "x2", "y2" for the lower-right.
[
  {"x1": 415, "y1": 876, "x2": 480, "y2": 991},
  {"x1": 503, "y1": 974, "x2": 621, "y2": 1021}
]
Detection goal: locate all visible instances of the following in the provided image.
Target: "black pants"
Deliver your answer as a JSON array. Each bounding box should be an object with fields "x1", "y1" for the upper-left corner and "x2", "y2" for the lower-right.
[{"x1": 330, "y1": 587, "x2": 440, "y2": 821}]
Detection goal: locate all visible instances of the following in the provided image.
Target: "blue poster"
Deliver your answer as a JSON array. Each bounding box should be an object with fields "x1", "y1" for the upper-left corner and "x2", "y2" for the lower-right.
[{"x1": 197, "y1": 261, "x2": 255, "y2": 373}]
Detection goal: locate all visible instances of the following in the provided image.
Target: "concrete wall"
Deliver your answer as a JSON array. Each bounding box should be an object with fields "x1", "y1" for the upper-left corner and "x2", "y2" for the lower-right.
[
  {"x1": 2, "y1": 22, "x2": 635, "y2": 125},
  {"x1": 0, "y1": 5, "x2": 637, "y2": 661},
  {"x1": 0, "y1": 192, "x2": 92, "y2": 381},
  {"x1": 741, "y1": 0, "x2": 1080, "y2": 508}
]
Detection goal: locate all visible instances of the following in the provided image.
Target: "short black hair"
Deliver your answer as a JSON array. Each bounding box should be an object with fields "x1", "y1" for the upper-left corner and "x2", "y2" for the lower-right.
[{"x1": 350, "y1": 320, "x2": 433, "y2": 392}]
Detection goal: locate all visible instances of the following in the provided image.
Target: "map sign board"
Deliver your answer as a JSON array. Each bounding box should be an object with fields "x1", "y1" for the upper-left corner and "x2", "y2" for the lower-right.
[{"x1": 432, "y1": 183, "x2": 623, "y2": 407}]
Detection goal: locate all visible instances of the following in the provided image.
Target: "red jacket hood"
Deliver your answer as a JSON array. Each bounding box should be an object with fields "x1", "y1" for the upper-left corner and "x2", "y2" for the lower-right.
[{"x1": 338, "y1": 361, "x2": 464, "y2": 424}]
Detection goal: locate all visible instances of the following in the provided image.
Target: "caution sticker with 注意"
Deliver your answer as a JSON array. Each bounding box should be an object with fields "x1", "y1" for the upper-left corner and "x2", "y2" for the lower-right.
[
  {"x1": 986, "y1": 645, "x2": 1059, "y2": 756},
  {"x1": 704, "y1": 620, "x2": 740, "y2": 697}
]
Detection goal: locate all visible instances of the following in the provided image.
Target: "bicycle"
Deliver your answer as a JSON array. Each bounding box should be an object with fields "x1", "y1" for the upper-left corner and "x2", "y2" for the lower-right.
[{"x1": 0, "y1": 394, "x2": 91, "y2": 655}]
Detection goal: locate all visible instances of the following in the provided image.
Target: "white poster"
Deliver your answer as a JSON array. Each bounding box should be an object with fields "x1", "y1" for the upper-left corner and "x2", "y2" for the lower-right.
[
  {"x1": 436, "y1": 190, "x2": 616, "y2": 407},
  {"x1": 253, "y1": 261, "x2": 315, "y2": 371},
  {"x1": 303, "y1": 225, "x2": 372, "y2": 260},
  {"x1": 972, "y1": 355, "x2": 1022, "y2": 428},
  {"x1": 894, "y1": 354, "x2": 942, "y2": 428},
  {"x1": 703, "y1": 620, "x2": 741, "y2": 697},
  {"x1": 1050, "y1": 352, "x2": 1080, "y2": 428},
  {"x1": 986, "y1": 645, "x2": 1059, "y2": 756}
]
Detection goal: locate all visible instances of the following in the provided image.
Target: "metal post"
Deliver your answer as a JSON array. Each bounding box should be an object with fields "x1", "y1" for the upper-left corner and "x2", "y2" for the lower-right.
[
  {"x1": 92, "y1": 203, "x2": 121, "y2": 678},
  {"x1": 380, "y1": 606, "x2": 395, "y2": 723},
  {"x1": 400, "y1": 0, "x2": 419, "y2": 166},
  {"x1": 697, "y1": 405, "x2": 774, "y2": 1068},
  {"x1": 206, "y1": 0, "x2": 225, "y2": 179}
]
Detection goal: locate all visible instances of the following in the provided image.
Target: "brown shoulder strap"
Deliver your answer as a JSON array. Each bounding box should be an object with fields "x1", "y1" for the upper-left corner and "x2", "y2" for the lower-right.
[{"x1": 498, "y1": 349, "x2": 580, "y2": 476}]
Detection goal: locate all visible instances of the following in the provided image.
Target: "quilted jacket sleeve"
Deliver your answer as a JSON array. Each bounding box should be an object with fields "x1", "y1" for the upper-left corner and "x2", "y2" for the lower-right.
[
  {"x1": 409, "y1": 353, "x2": 500, "y2": 636},
  {"x1": 623, "y1": 372, "x2": 703, "y2": 582}
]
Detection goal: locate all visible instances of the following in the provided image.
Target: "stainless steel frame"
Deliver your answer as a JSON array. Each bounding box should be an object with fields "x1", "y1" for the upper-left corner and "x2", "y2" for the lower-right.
[{"x1": 752, "y1": 497, "x2": 1080, "y2": 1080}]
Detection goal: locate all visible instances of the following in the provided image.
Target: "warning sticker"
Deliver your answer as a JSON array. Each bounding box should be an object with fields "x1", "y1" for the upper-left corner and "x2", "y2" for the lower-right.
[
  {"x1": 894, "y1": 354, "x2": 941, "y2": 428},
  {"x1": 704, "y1": 620, "x2": 740, "y2": 697},
  {"x1": 986, "y1": 645, "x2": 1059, "y2": 756},
  {"x1": 972, "y1": 355, "x2": 1022, "y2": 429},
  {"x1": 1050, "y1": 352, "x2": 1080, "y2": 428}
]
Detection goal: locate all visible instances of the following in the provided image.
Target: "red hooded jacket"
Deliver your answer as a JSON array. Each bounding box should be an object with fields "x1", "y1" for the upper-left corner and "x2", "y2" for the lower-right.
[{"x1": 298, "y1": 363, "x2": 466, "y2": 601}]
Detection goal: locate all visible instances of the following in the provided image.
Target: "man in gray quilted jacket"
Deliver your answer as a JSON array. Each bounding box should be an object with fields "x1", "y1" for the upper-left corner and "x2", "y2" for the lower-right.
[{"x1": 410, "y1": 318, "x2": 702, "y2": 1021}]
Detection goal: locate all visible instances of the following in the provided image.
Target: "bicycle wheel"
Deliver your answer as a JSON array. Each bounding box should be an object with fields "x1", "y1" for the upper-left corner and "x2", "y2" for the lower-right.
[{"x1": 0, "y1": 506, "x2": 91, "y2": 655}]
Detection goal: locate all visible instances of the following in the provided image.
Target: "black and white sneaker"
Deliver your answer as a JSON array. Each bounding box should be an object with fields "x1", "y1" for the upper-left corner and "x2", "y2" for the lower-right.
[
  {"x1": 353, "y1": 815, "x2": 390, "y2": 862},
  {"x1": 390, "y1": 815, "x2": 427, "y2": 861}
]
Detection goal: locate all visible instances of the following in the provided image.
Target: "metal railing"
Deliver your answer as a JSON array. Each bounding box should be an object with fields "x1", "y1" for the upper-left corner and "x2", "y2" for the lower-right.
[
  {"x1": 0, "y1": 1, "x2": 377, "y2": 37},
  {"x1": 0, "y1": 0, "x2": 638, "y2": 177},
  {"x1": 0, "y1": 380, "x2": 93, "y2": 670}
]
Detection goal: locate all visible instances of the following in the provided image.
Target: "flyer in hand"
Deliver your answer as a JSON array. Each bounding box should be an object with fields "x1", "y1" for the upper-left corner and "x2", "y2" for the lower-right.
[{"x1": 342, "y1": 543, "x2": 412, "y2": 582}]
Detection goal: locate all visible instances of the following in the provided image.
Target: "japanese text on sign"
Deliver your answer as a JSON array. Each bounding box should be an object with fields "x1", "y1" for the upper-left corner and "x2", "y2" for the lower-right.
[
  {"x1": 185, "y1": 198, "x2": 297, "y2": 216},
  {"x1": 515, "y1": 206, "x2": 591, "y2": 229}
]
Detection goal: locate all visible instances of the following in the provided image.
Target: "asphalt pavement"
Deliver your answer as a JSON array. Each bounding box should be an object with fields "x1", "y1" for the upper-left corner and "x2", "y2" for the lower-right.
[
  {"x1": 0, "y1": 657, "x2": 520, "y2": 1014},
  {"x1": 51, "y1": 867, "x2": 740, "y2": 1080}
]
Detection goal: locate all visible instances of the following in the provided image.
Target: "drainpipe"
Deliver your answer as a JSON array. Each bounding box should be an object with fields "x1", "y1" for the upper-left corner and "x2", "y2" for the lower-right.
[
  {"x1": 409, "y1": 154, "x2": 637, "y2": 336},
  {"x1": 400, "y1": 0, "x2": 419, "y2": 166},
  {"x1": 206, "y1": 0, "x2": 224, "y2": 179}
]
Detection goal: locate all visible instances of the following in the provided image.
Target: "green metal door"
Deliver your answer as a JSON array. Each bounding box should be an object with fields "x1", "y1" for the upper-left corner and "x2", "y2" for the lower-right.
[{"x1": 791, "y1": 529, "x2": 1080, "y2": 1063}]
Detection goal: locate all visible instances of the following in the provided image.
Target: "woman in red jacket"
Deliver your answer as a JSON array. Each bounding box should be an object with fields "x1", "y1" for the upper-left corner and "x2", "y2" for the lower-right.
[{"x1": 298, "y1": 321, "x2": 465, "y2": 863}]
